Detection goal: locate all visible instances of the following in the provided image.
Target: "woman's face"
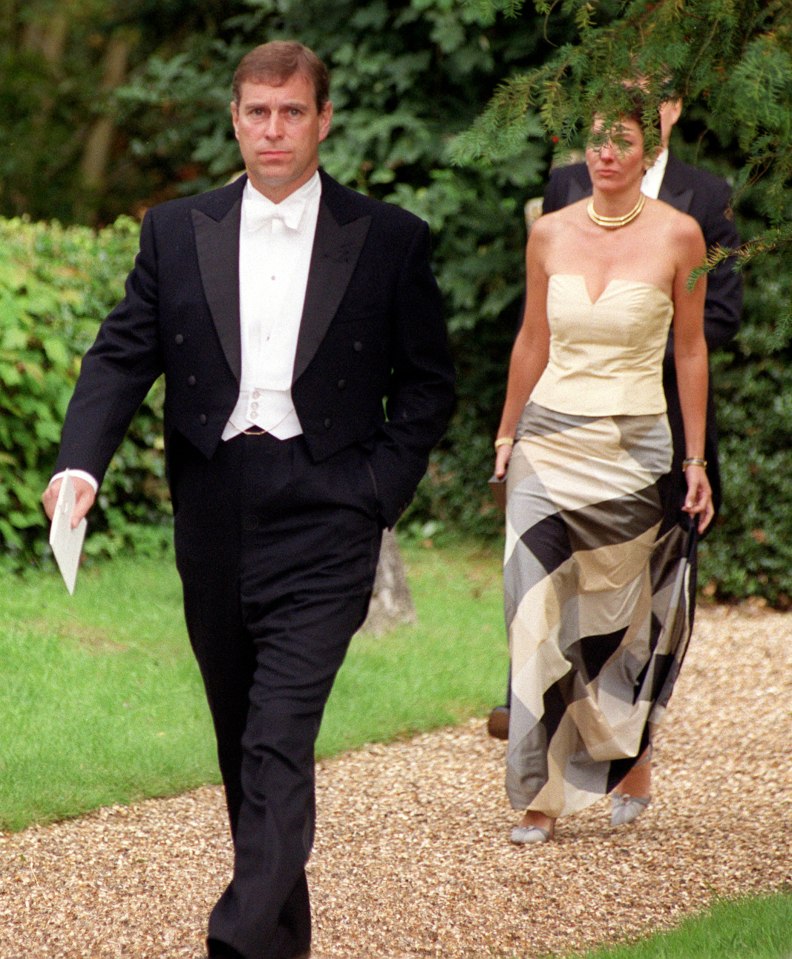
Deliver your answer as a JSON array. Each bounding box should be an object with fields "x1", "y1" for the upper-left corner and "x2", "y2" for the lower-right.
[{"x1": 585, "y1": 116, "x2": 646, "y2": 193}]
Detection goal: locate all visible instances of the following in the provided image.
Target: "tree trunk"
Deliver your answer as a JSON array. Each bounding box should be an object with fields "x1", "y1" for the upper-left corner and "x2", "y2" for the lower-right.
[
  {"x1": 22, "y1": 12, "x2": 69, "y2": 136},
  {"x1": 22, "y1": 13, "x2": 68, "y2": 63},
  {"x1": 79, "y1": 33, "x2": 131, "y2": 201},
  {"x1": 360, "y1": 529, "x2": 416, "y2": 635}
]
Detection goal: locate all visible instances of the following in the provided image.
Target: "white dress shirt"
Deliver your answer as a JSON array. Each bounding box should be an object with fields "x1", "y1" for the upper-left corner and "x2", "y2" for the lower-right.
[
  {"x1": 222, "y1": 171, "x2": 322, "y2": 441},
  {"x1": 642, "y1": 148, "x2": 669, "y2": 200}
]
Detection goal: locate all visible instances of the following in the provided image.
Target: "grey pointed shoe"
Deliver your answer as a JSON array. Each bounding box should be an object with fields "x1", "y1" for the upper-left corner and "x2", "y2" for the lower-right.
[
  {"x1": 610, "y1": 792, "x2": 651, "y2": 827},
  {"x1": 510, "y1": 824, "x2": 552, "y2": 844}
]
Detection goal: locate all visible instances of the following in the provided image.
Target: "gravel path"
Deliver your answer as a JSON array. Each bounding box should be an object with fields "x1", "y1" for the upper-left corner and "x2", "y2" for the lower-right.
[{"x1": 1, "y1": 605, "x2": 790, "y2": 959}]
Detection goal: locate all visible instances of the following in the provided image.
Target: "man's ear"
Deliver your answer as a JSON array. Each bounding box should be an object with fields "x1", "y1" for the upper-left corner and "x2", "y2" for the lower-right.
[
  {"x1": 230, "y1": 100, "x2": 240, "y2": 139},
  {"x1": 659, "y1": 98, "x2": 683, "y2": 147},
  {"x1": 318, "y1": 101, "x2": 333, "y2": 143},
  {"x1": 665, "y1": 98, "x2": 683, "y2": 125}
]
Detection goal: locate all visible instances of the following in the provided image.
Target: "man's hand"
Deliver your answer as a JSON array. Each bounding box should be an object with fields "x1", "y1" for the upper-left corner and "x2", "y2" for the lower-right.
[{"x1": 41, "y1": 477, "x2": 96, "y2": 528}]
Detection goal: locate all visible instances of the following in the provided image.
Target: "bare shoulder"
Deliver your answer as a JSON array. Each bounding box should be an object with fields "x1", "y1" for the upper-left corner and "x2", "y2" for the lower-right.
[
  {"x1": 527, "y1": 208, "x2": 553, "y2": 255},
  {"x1": 541, "y1": 199, "x2": 585, "y2": 226},
  {"x1": 532, "y1": 201, "x2": 582, "y2": 242}
]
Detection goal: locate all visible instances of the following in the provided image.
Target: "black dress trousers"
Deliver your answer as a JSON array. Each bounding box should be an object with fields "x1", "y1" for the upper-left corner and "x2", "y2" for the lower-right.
[{"x1": 171, "y1": 431, "x2": 383, "y2": 959}]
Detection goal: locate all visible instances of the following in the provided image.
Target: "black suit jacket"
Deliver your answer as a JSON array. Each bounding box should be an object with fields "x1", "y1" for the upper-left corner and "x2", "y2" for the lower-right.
[
  {"x1": 542, "y1": 154, "x2": 742, "y2": 525},
  {"x1": 55, "y1": 170, "x2": 455, "y2": 528}
]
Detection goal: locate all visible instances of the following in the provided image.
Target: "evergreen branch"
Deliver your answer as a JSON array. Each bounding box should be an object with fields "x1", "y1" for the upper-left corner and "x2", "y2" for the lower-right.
[{"x1": 456, "y1": 0, "x2": 791, "y2": 255}]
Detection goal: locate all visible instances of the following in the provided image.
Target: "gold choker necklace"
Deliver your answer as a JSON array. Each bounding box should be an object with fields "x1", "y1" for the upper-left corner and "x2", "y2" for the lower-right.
[{"x1": 587, "y1": 193, "x2": 646, "y2": 229}]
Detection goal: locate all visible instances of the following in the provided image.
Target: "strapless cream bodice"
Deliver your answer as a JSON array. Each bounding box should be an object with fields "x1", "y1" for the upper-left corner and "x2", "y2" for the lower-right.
[{"x1": 530, "y1": 273, "x2": 674, "y2": 416}]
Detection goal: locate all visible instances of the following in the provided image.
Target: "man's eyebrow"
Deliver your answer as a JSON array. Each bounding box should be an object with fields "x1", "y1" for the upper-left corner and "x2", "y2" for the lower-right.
[{"x1": 244, "y1": 99, "x2": 311, "y2": 111}]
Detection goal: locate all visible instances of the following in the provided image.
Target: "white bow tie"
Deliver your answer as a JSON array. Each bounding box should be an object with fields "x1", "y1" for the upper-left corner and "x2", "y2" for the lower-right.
[{"x1": 244, "y1": 193, "x2": 305, "y2": 233}]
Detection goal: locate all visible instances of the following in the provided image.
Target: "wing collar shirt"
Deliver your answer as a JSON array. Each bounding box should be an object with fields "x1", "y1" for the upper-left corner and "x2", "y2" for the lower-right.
[{"x1": 222, "y1": 170, "x2": 322, "y2": 441}]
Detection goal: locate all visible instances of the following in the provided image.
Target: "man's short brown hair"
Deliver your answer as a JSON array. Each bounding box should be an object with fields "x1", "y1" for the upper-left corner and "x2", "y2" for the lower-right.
[{"x1": 232, "y1": 41, "x2": 330, "y2": 111}]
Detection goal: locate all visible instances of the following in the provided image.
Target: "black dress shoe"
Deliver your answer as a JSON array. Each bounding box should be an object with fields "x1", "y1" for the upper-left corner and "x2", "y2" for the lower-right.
[
  {"x1": 487, "y1": 705, "x2": 509, "y2": 740},
  {"x1": 207, "y1": 940, "x2": 244, "y2": 959}
]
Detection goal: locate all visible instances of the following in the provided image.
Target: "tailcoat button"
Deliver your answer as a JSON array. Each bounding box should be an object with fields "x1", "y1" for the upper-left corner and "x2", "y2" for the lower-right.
[
  {"x1": 187, "y1": 375, "x2": 196, "y2": 386},
  {"x1": 323, "y1": 418, "x2": 332, "y2": 429},
  {"x1": 353, "y1": 340, "x2": 363, "y2": 352},
  {"x1": 175, "y1": 333, "x2": 184, "y2": 345},
  {"x1": 199, "y1": 414, "x2": 208, "y2": 425},
  {"x1": 337, "y1": 379, "x2": 347, "y2": 390}
]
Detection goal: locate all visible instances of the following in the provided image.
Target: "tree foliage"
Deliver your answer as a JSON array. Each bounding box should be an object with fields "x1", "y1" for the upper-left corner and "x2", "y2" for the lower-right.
[
  {"x1": 454, "y1": 0, "x2": 792, "y2": 301},
  {"x1": 0, "y1": 0, "x2": 236, "y2": 224}
]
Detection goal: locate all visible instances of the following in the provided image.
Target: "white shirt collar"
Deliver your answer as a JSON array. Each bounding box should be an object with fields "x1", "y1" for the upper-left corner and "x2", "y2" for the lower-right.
[
  {"x1": 641, "y1": 148, "x2": 669, "y2": 200},
  {"x1": 242, "y1": 171, "x2": 321, "y2": 232}
]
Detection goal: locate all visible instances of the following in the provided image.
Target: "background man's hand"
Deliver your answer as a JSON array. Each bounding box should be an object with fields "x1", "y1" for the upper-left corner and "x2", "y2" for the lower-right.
[{"x1": 41, "y1": 477, "x2": 96, "y2": 528}]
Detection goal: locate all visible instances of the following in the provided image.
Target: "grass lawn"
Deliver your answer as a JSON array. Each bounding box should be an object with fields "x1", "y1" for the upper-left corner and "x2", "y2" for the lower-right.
[
  {"x1": 568, "y1": 893, "x2": 792, "y2": 959},
  {"x1": 0, "y1": 538, "x2": 507, "y2": 831},
  {"x1": 2, "y1": 550, "x2": 215, "y2": 830}
]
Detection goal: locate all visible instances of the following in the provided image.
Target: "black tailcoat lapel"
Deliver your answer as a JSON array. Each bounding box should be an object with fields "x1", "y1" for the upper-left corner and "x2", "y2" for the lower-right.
[
  {"x1": 566, "y1": 168, "x2": 592, "y2": 204},
  {"x1": 294, "y1": 179, "x2": 371, "y2": 382},
  {"x1": 190, "y1": 171, "x2": 371, "y2": 386},
  {"x1": 192, "y1": 182, "x2": 244, "y2": 380}
]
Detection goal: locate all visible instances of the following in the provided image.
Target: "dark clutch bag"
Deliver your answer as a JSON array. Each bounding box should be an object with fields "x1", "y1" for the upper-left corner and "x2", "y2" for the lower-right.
[{"x1": 488, "y1": 473, "x2": 507, "y2": 512}]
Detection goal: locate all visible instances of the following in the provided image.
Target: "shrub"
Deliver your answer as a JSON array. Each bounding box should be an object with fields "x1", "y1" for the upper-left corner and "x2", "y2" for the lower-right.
[
  {"x1": 695, "y1": 262, "x2": 792, "y2": 608},
  {"x1": 0, "y1": 216, "x2": 171, "y2": 568}
]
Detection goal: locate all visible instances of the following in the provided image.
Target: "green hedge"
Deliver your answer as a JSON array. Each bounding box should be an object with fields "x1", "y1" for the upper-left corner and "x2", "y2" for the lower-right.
[
  {"x1": 0, "y1": 216, "x2": 171, "y2": 565},
  {"x1": 697, "y1": 266, "x2": 792, "y2": 607},
  {"x1": 1, "y1": 214, "x2": 790, "y2": 606}
]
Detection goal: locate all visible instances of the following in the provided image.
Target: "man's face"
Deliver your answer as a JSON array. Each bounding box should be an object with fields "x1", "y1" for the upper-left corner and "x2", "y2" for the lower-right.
[{"x1": 231, "y1": 72, "x2": 333, "y2": 202}]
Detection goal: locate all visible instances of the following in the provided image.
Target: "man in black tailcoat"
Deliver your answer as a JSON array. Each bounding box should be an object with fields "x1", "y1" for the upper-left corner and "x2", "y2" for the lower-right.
[{"x1": 43, "y1": 41, "x2": 455, "y2": 959}]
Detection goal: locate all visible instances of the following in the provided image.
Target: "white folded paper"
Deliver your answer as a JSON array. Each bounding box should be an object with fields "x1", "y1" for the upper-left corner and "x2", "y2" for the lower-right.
[{"x1": 49, "y1": 470, "x2": 87, "y2": 594}]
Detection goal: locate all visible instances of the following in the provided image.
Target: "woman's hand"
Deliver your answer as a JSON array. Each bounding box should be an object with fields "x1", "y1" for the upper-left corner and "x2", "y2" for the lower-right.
[{"x1": 683, "y1": 465, "x2": 714, "y2": 533}]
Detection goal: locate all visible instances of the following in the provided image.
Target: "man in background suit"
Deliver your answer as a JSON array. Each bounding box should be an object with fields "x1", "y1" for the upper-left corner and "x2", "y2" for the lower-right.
[
  {"x1": 43, "y1": 41, "x2": 455, "y2": 959},
  {"x1": 487, "y1": 97, "x2": 742, "y2": 740}
]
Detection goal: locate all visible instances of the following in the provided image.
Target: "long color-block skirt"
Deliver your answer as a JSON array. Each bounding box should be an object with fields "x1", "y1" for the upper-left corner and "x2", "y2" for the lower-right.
[{"x1": 504, "y1": 402, "x2": 697, "y2": 818}]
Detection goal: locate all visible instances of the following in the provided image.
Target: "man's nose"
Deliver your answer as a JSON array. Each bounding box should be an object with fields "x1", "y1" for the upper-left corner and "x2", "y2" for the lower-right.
[{"x1": 262, "y1": 114, "x2": 284, "y2": 139}]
